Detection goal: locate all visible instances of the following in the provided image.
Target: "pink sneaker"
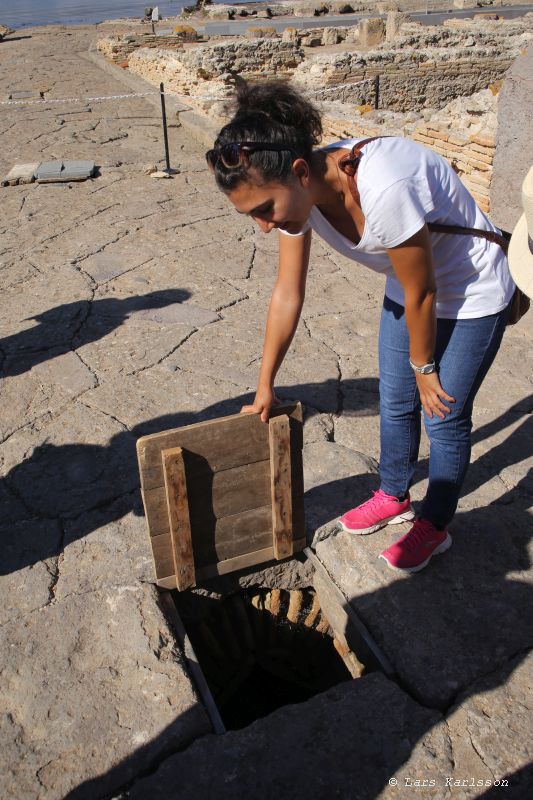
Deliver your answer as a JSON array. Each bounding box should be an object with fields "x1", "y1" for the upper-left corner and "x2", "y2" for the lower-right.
[
  {"x1": 338, "y1": 489, "x2": 415, "y2": 535},
  {"x1": 379, "y1": 518, "x2": 452, "y2": 573}
]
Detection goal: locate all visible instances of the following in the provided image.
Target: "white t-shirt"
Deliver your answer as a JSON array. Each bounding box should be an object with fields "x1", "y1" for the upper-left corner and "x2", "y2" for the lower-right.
[{"x1": 281, "y1": 136, "x2": 514, "y2": 319}]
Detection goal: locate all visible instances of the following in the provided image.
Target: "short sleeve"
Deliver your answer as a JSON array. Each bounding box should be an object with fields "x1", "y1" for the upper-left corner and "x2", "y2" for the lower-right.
[
  {"x1": 363, "y1": 177, "x2": 436, "y2": 249},
  {"x1": 278, "y1": 220, "x2": 311, "y2": 237}
]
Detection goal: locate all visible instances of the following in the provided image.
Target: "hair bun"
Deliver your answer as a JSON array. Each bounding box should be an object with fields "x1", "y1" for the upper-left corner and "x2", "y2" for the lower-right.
[{"x1": 234, "y1": 81, "x2": 322, "y2": 147}]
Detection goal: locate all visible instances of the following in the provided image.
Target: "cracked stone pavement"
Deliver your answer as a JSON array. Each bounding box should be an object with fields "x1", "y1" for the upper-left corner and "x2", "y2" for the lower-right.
[{"x1": 0, "y1": 24, "x2": 532, "y2": 800}]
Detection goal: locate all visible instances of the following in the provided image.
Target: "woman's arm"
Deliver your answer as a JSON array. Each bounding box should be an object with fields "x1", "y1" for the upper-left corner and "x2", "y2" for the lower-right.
[
  {"x1": 241, "y1": 228, "x2": 312, "y2": 421},
  {"x1": 387, "y1": 225, "x2": 455, "y2": 419}
]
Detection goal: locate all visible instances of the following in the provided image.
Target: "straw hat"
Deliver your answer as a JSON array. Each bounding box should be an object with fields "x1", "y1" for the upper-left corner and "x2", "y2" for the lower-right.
[{"x1": 508, "y1": 166, "x2": 533, "y2": 299}]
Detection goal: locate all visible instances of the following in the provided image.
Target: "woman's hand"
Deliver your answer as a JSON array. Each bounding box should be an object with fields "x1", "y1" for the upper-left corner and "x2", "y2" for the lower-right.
[
  {"x1": 241, "y1": 385, "x2": 280, "y2": 423},
  {"x1": 416, "y1": 372, "x2": 455, "y2": 419}
]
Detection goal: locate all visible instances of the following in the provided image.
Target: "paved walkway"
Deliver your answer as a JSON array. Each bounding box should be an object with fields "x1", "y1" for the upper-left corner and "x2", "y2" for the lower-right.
[{"x1": 0, "y1": 24, "x2": 532, "y2": 800}]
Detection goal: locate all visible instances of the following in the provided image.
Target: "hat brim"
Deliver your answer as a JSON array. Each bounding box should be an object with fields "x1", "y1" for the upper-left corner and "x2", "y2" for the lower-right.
[{"x1": 508, "y1": 213, "x2": 533, "y2": 299}]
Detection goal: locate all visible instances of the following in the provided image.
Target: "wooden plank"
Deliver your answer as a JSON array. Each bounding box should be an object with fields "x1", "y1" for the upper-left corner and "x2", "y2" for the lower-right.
[
  {"x1": 150, "y1": 506, "x2": 274, "y2": 576},
  {"x1": 269, "y1": 414, "x2": 293, "y2": 560},
  {"x1": 290, "y1": 418, "x2": 306, "y2": 545},
  {"x1": 137, "y1": 402, "x2": 302, "y2": 492},
  {"x1": 150, "y1": 531, "x2": 176, "y2": 580},
  {"x1": 157, "y1": 575, "x2": 178, "y2": 590},
  {"x1": 137, "y1": 403, "x2": 305, "y2": 586},
  {"x1": 142, "y1": 460, "x2": 271, "y2": 539},
  {"x1": 195, "y1": 546, "x2": 275, "y2": 581},
  {"x1": 187, "y1": 459, "x2": 271, "y2": 524},
  {"x1": 192, "y1": 505, "x2": 273, "y2": 565},
  {"x1": 162, "y1": 447, "x2": 196, "y2": 591},
  {"x1": 156, "y1": 536, "x2": 307, "y2": 587}
]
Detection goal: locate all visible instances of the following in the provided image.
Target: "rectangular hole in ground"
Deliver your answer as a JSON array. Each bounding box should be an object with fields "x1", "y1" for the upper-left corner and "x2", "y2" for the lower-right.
[{"x1": 172, "y1": 584, "x2": 370, "y2": 731}]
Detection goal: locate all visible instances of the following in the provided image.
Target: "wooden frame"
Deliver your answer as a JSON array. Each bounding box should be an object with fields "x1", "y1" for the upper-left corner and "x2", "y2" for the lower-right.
[{"x1": 137, "y1": 403, "x2": 305, "y2": 590}]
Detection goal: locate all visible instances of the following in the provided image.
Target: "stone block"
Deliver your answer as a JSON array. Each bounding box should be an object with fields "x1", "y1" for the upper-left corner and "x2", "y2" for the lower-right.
[
  {"x1": 281, "y1": 27, "x2": 299, "y2": 43},
  {"x1": 245, "y1": 26, "x2": 277, "y2": 39},
  {"x1": 386, "y1": 11, "x2": 409, "y2": 43},
  {"x1": 0, "y1": 24, "x2": 15, "y2": 39},
  {"x1": 0, "y1": 584, "x2": 209, "y2": 799},
  {"x1": 446, "y1": 652, "x2": 533, "y2": 789},
  {"x1": 322, "y1": 27, "x2": 342, "y2": 46},
  {"x1": 358, "y1": 18, "x2": 385, "y2": 48},
  {"x1": 1, "y1": 162, "x2": 39, "y2": 186},
  {"x1": 126, "y1": 674, "x2": 450, "y2": 800},
  {"x1": 491, "y1": 47, "x2": 533, "y2": 231}
]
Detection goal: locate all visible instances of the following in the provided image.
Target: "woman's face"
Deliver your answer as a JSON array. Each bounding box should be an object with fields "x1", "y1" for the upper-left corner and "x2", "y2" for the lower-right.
[{"x1": 226, "y1": 167, "x2": 313, "y2": 236}]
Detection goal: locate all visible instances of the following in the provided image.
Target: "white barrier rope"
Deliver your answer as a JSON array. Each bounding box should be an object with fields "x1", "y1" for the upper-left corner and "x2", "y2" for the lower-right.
[
  {"x1": 0, "y1": 91, "x2": 164, "y2": 107},
  {"x1": 1, "y1": 78, "x2": 374, "y2": 108}
]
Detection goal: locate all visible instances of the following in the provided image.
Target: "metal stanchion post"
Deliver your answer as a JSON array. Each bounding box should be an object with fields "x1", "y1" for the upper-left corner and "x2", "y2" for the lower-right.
[{"x1": 160, "y1": 81, "x2": 171, "y2": 173}]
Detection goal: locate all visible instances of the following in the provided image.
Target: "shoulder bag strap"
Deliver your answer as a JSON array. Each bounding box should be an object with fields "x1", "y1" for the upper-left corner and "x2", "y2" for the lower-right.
[
  {"x1": 427, "y1": 222, "x2": 510, "y2": 254},
  {"x1": 337, "y1": 136, "x2": 384, "y2": 206},
  {"x1": 337, "y1": 135, "x2": 510, "y2": 255}
]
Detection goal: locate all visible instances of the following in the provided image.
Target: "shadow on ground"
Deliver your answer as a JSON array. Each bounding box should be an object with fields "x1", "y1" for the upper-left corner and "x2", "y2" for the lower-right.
[{"x1": 0, "y1": 288, "x2": 191, "y2": 377}]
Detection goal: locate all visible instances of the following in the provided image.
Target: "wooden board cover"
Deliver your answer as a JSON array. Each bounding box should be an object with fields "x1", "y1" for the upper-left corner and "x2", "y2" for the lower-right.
[{"x1": 137, "y1": 403, "x2": 305, "y2": 589}]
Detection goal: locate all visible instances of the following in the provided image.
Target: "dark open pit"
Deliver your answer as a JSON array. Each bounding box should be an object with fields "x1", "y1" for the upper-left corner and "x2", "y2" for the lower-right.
[{"x1": 173, "y1": 586, "x2": 364, "y2": 730}]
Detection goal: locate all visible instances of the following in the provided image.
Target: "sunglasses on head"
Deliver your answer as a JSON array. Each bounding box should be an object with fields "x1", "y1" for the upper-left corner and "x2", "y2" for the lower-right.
[{"x1": 205, "y1": 142, "x2": 296, "y2": 170}]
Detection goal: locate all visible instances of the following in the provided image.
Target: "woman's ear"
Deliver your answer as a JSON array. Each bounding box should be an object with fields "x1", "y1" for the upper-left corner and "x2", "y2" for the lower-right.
[{"x1": 292, "y1": 158, "x2": 311, "y2": 186}]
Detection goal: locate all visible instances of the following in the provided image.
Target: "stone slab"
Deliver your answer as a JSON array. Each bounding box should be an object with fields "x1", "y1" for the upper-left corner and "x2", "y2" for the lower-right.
[
  {"x1": 0, "y1": 403, "x2": 138, "y2": 520},
  {"x1": 491, "y1": 46, "x2": 533, "y2": 231},
  {"x1": 1, "y1": 162, "x2": 39, "y2": 185},
  {"x1": 304, "y1": 440, "x2": 379, "y2": 541},
  {"x1": 35, "y1": 160, "x2": 64, "y2": 180},
  {"x1": 82, "y1": 365, "x2": 246, "y2": 433},
  {"x1": 57, "y1": 497, "x2": 155, "y2": 599},
  {"x1": 313, "y1": 452, "x2": 533, "y2": 709},
  {"x1": 0, "y1": 351, "x2": 97, "y2": 439},
  {"x1": 446, "y1": 650, "x2": 533, "y2": 796},
  {"x1": 0, "y1": 583, "x2": 210, "y2": 800},
  {"x1": 0, "y1": 519, "x2": 62, "y2": 626},
  {"x1": 125, "y1": 673, "x2": 456, "y2": 800},
  {"x1": 0, "y1": 268, "x2": 91, "y2": 346}
]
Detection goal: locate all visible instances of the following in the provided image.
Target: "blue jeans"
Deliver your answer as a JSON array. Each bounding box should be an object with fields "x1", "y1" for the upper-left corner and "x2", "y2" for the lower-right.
[{"x1": 378, "y1": 296, "x2": 509, "y2": 528}]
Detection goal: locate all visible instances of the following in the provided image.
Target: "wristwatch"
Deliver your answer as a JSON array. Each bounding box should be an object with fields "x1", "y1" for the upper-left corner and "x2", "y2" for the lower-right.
[{"x1": 409, "y1": 358, "x2": 436, "y2": 375}]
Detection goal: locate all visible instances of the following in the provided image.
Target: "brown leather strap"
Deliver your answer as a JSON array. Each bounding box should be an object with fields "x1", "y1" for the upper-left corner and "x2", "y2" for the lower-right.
[
  {"x1": 337, "y1": 135, "x2": 509, "y2": 254},
  {"x1": 427, "y1": 222, "x2": 510, "y2": 254},
  {"x1": 337, "y1": 136, "x2": 384, "y2": 206}
]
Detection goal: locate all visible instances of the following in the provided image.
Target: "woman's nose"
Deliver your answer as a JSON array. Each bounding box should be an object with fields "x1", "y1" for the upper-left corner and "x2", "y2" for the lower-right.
[{"x1": 255, "y1": 218, "x2": 275, "y2": 233}]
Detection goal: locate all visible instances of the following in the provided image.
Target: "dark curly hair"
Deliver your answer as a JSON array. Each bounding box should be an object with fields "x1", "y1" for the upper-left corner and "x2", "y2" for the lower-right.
[{"x1": 209, "y1": 80, "x2": 323, "y2": 191}]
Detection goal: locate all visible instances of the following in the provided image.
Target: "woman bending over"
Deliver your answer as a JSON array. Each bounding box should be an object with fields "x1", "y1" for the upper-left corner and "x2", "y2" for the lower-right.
[{"x1": 206, "y1": 81, "x2": 515, "y2": 573}]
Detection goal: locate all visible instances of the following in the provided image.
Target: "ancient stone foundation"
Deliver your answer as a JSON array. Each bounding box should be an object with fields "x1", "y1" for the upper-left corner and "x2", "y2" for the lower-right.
[
  {"x1": 97, "y1": 32, "x2": 197, "y2": 66},
  {"x1": 291, "y1": 16, "x2": 532, "y2": 108},
  {"x1": 127, "y1": 38, "x2": 305, "y2": 116}
]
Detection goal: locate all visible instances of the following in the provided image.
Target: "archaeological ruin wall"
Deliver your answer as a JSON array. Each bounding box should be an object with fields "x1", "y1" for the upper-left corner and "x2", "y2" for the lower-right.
[
  {"x1": 126, "y1": 39, "x2": 305, "y2": 114},
  {"x1": 103, "y1": 14, "x2": 532, "y2": 214},
  {"x1": 321, "y1": 96, "x2": 496, "y2": 212},
  {"x1": 96, "y1": 30, "x2": 198, "y2": 66},
  {"x1": 292, "y1": 17, "x2": 533, "y2": 112}
]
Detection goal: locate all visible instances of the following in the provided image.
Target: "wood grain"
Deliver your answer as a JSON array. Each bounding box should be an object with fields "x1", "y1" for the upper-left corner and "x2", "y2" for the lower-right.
[
  {"x1": 269, "y1": 414, "x2": 293, "y2": 560},
  {"x1": 162, "y1": 447, "x2": 196, "y2": 591},
  {"x1": 137, "y1": 403, "x2": 305, "y2": 588}
]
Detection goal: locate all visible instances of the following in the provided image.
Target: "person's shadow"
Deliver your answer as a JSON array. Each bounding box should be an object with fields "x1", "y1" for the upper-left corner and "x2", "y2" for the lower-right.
[{"x1": 0, "y1": 288, "x2": 192, "y2": 378}]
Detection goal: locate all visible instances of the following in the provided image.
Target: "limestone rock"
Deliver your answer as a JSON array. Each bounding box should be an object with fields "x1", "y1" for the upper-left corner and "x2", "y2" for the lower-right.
[
  {"x1": 125, "y1": 674, "x2": 450, "y2": 799},
  {"x1": 491, "y1": 46, "x2": 533, "y2": 231},
  {"x1": 0, "y1": 583, "x2": 209, "y2": 800},
  {"x1": 386, "y1": 11, "x2": 409, "y2": 42},
  {"x1": 315, "y1": 500, "x2": 533, "y2": 709},
  {"x1": 0, "y1": 24, "x2": 14, "y2": 40},
  {"x1": 358, "y1": 18, "x2": 385, "y2": 47},
  {"x1": 446, "y1": 651, "x2": 533, "y2": 792}
]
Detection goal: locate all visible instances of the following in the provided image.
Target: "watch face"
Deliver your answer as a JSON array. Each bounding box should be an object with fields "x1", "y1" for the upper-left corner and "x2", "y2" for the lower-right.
[{"x1": 421, "y1": 364, "x2": 435, "y2": 374}]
